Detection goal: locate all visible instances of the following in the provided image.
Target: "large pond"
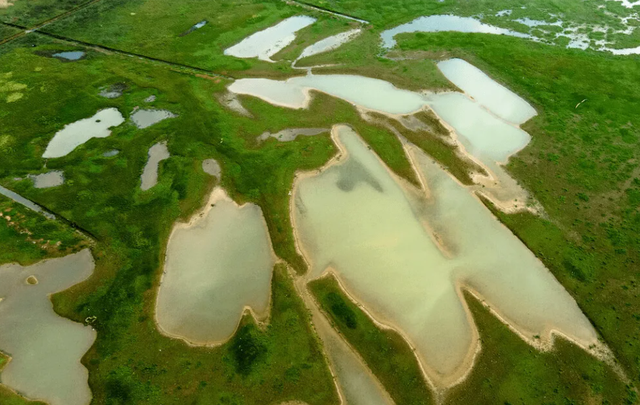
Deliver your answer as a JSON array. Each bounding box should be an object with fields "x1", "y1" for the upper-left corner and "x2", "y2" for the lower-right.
[
  {"x1": 437, "y1": 58, "x2": 536, "y2": 125},
  {"x1": 293, "y1": 125, "x2": 598, "y2": 386},
  {"x1": 155, "y1": 188, "x2": 275, "y2": 344},
  {"x1": 228, "y1": 68, "x2": 534, "y2": 163},
  {"x1": 43, "y1": 108, "x2": 125, "y2": 159},
  {"x1": 224, "y1": 16, "x2": 316, "y2": 62},
  {"x1": 0, "y1": 250, "x2": 96, "y2": 405},
  {"x1": 380, "y1": 15, "x2": 533, "y2": 49}
]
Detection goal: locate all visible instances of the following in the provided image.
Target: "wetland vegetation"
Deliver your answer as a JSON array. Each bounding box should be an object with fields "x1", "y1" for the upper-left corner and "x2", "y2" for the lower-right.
[{"x1": 1, "y1": 0, "x2": 639, "y2": 403}]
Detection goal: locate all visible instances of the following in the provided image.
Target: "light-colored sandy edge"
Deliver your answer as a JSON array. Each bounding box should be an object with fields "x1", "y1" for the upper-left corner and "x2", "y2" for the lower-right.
[
  {"x1": 152, "y1": 187, "x2": 277, "y2": 348},
  {"x1": 228, "y1": 74, "x2": 540, "y2": 215},
  {"x1": 286, "y1": 124, "x2": 625, "y2": 399},
  {"x1": 288, "y1": 265, "x2": 394, "y2": 405}
]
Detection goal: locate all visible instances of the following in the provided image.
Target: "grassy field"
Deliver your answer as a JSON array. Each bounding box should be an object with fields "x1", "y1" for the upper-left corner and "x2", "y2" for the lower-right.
[
  {"x1": 309, "y1": 275, "x2": 434, "y2": 405},
  {"x1": 297, "y1": 0, "x2": 637, "y2": 31},
  {"x1": 0, "y1": 36, "x2": 344, "y2": 404},
  {"x1": 0, "y1": 24, "x2": 20, "y2": 41},
  {"x1": 0, "y1": 0, "x2": 86, "y2": 26},
  {"x1": 448, "y1": 293, "x2": 633, "y2": 404},
  {"x1": 40, "y1": 0, "x2": 355, "y2": 76},
  {"x1": 2, "y1": 0, "x2": 640, "y2": 403}
]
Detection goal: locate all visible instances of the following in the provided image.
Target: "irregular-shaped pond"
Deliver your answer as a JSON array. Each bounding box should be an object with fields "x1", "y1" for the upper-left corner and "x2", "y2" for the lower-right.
[
  {"x1": 42, "y1": 108, "x2": 125, "y2": 159},
  {"x1": 130, "y1": 109, "x2": 176, "y2": 129},
  {"x1": 257, "y1": 127, "x2": 328, "y2": 142},
  {"x1": 0, "y1": 250, "x2": 96, "y2": 405},
  {"x1": 140, "y1": 141, "x2": 169, "y2": 191},
  {"x1": 437, "y1": 58, "x2": 536, "y2": 124},
  {"x1": 380, "y1": 15, "x2": 532, "y2": 49},
  {"x1": 29, "y1": 171, "x2": 64, "y2": 189},
  {"x1": 224, "y1": 16, "x2": 316, "y2": 62},
  {"x1": 297, "y1": 28, "x2": 361, "y2": 60},
  {"x1": 52, "y1": 51, "x2": 85, "y2": 61},
  {"x1": 155, "y1": 188, "x2": 275, "y2": 344},
  {"x1": 293, "y1": 125, "x2": 598, "y2": 386}
]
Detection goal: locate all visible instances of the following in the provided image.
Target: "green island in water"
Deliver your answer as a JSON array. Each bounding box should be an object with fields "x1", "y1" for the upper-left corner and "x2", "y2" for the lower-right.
[{"x1": 0, "y1": 0, "x2": 639, "y2": 403}]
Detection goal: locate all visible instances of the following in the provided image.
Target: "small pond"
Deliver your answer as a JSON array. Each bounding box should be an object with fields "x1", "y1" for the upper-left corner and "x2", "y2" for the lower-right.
[
  {"x1": 140, "y1": 141, "x2": 169, "y2": 191},
  {"x1": 297, "y1": 28, "x2": 361, "y2": 60},
  {"x1": 29, "y1": 171, "x2": 64, "y2": 189},
  {"x1": 130, "y1": 109, "x2": 176, "y2": 129},
  {"x1": 52, "y1": 51, "x2": 85, "y2": 61},
  {"x1": 43, "y1": 108, "x2": 125, "y2": 159},
  {"x1": 257, "y1": 127, "x2": 328, "y2": 142}
]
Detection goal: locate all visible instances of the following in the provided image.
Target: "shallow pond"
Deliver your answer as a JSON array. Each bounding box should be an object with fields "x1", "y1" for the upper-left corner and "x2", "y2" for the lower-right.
[
  {"x1": 29, "y1": 171, "x2": 64, "y2": 189},
  {"x1": 52, "y1": 51, "x2": 85, "y2": 61},
  {"x1": 202, "y1": 158, "x2": 221, "y2": 178},
  {"x1": 140, "y1": 141, "x2": 169, "y2": 191},
  {"x1": 224, "y1": 16, "x2": 316, "y2": 62},
  {"x1": 257, "y1": 127, "x2": 328, "y2": 142},
  {"x1": 424, "y1": 92, "x2": 531, "y2": 163},
  {"x1": 380, "y1": 15, "x2": 532, "y2": 49},
  {"x1": 297, "y1": 28, "x2": 361, "y2": 60},
  {"x1": 130, "y1": 109, "x2": 176, "y2": 129},
  {"x1": 102, "y1": 149, "x2": 119, "y2": 157},
  {"x1": 229, "y1": 73, "x2": 532, "y2": 163},
  {"x1": 229, "y1": 74, "x2": 426, "y2": 114},
  {"x1": 43, "y1": 108, "x2": 125, "y2": 159},
  {"x1": 294, "y1": 125, "x2": 597, "y2": 385},
  {"x1": 155, "y1": 188, "x2": 275, "y2": 344},
  {"x1": 437, "y1": 58, "x2": 536, "y2": 125},
  {"x1": 0, "y1": 250, "x2": 96, "y2": 405}
]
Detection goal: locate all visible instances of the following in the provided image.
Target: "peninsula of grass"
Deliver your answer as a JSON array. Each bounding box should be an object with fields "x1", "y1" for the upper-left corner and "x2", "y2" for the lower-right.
[
  {"x1": 447, "y1": 292, "x2": 633, "y2": 404},
  {"x1": 309, "y1": 274, "x2": 434, "y2": 405}
]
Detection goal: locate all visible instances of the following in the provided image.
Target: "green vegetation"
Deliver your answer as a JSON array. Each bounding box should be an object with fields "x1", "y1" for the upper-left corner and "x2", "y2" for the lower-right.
[
  {"x1": 369, "y1": 111, "x2": 484, "y2": 185},
  {"x1": 0, "y1": 24, "x2": 20, "y2": 41},
  {"x1": 0, "y1": 35, "x2": 343, "y2": 403},
  {"x1": 2, "y1": 0, "x2": 640, "y2": 403},
  {"x1": 42, "y1": 0, "x2": 344, "y2": 76},
  {"x1": 448, "y1": 293, "x2": 633, "y2": 404},
  {"x1": 299, "y1": 0, "x2": 636, "y2": 30},
  {"x1": 0, "y1": 0, "x2": 86, "y2": 26},
  {"x1": 0, "y1": 197, "x2": 88, "y2": 266},
  {"x1": 309, "y1": 274, "x2": 434, "y2": 405}
]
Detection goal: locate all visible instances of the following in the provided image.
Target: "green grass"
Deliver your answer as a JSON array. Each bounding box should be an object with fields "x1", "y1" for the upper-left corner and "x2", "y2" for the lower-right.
[
  {"x1": 397, "y1": 32, "x2": 640, "y2": 387},
  {"x1": 309, "y1": 274, "x2": 434, "y2": 405},
  {"x1": 297, "y1": 0, "x2": 637, "y2": 30},
  {"x1": 0, "y1": 36, "x2": 343, "y2": 404},
  {"x1": 41, "y1": 0, "x2": 345, "y2": 76},
  {"x1": 448, "y1": 293, "x2": 633, "y2": 404},
  {"x1": 0, "y1": 24, "x2": 20, "y2": 41},
  {"x1": 0, "y1": 197, "x2": 87, "y2": 266},
  {"x1": 0, "y1": 0, "x2": 86, "y2": 26}
]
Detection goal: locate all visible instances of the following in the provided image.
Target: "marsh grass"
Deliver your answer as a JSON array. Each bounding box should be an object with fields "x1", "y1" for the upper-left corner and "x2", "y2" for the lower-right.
[{"x1": 309, "y1": 274, "x2": 434, "y2": 405}]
